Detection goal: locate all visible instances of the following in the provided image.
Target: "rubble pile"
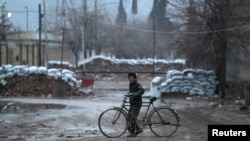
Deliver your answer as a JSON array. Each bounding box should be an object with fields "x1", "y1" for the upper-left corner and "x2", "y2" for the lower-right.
[
  {"x1": 0, "y1": 65, "x2": 83, "y2": 97},
  {"x1": 0, "y1": 74, "x2": 82, "y2": 97}
]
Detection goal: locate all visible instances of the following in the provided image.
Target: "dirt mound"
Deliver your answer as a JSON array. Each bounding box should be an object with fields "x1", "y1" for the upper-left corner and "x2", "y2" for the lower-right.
[{"x1": 0, "y1": 74, "x2": 81, "y2": 97}]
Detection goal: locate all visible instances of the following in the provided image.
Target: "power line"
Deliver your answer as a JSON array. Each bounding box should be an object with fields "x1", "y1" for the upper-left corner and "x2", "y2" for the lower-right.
[
  {"x1": 60, "y1": 13, "x2": 250, "y2": 35},
  {"x1": 7, "y1": 1, "x2": 250, "y2": 35},
  {"x1": 7, "y1": 2, "x2": 119, "y2": 13},
  {"x1": 45, "y1": 11, "x2": 250, "y2": 35}
]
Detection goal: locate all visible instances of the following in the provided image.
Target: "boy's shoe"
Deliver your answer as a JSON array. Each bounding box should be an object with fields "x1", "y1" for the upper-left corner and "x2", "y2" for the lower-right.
[
  {"x1": 127, "y1": 126, "x2": 131, "y2": 132},
  {"x1": 136, "y1": 128, "x2": 143, "y2": 135},
  {"x1": 127, "y1": 133, "x2": 137, "y2": 137}
]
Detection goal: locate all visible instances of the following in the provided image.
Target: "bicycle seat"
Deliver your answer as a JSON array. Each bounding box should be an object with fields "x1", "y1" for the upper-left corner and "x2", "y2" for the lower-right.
[{"x1": 150, "y1": 97, "x2": 157, "y2": 104}]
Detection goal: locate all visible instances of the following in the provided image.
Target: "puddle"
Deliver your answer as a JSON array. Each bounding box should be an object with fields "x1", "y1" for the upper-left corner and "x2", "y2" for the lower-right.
[{"x1": 1, "y1": 101, "x2": 66, "y2": 113}]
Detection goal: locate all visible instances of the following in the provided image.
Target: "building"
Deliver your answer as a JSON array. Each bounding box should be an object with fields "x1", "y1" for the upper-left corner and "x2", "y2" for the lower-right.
[{"x1": 0, "y1": 31, "x2": 75, "y2": 66}]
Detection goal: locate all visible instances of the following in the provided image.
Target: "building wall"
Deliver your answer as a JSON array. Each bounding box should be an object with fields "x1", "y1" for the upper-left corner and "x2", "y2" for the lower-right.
[
  {"x1": 0, "y1": 43, "x2": 45, "y2": 66},
  {"x1": 1, "y1": 31, "x2": 75, "y2": 66},
  {"x1": 46, "y1": 47, "x2": 75, "y2": 66},
  {"x1": 0, "y1": 43, "x2": 13, "y2": 65},
  {"x1": 0, "y1": 43, "x2": 75, "y2": 67}
]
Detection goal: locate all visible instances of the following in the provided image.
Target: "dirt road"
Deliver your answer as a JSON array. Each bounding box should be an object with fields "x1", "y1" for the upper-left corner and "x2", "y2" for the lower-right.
[{"x1": 0, "y1": 80, "x2": 250, "y2": 141}]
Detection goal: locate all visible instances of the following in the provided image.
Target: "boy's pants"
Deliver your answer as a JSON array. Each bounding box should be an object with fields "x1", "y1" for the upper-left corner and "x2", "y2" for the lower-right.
[{"x1": 128, "y1": 105, "x2": 141, "y2": 133}]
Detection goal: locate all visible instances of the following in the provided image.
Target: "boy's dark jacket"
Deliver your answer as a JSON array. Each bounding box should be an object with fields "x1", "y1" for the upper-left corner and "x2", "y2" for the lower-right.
[{"x1": 129, "y1": 80, "x2": 145, "y2": 106}]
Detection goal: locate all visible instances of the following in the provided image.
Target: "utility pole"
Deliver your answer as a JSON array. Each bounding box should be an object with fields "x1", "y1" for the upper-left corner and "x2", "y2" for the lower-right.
[
  {"x1": 94, "y1": 0, "x2": 98, "y2": 55},
  {"x1": 0, "y1": 3, "x2": 3, "y2": 65},
  {"x1": 1, "y1": 1, "x2": 6, "y2": 40},
  {"x1": 38, "y1": 4, "x2": 42, "y2": 66},
  {"x1": 153, "y1": 15, "x2": 156, "y2": 77},
  {"x1": 61, "y1": 0, "x2": 65, "y2": 72},
  {"x1": 55, "y1": 0, "x2": 59, "y2": 31},
  {"x1": 1, "y1": 4, "x2": 3, "y2": 39},
  {"x1": 0, "y1": 1, "x2": 7, "y2": 65},
  {"x1": 25, "y1": 6, "x2": 28, "y2": 31},
  {"x1": 83, "y1": 0, "x2": 87, "y2": 59},
  {"x1": 43, "y1": 0, "x2": 48, "y2": 66}
]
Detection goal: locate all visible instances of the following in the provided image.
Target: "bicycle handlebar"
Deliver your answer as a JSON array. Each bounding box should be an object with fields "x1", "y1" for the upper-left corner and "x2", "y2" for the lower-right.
[{"x1": 124, "y1": 93, "x2": 137, "y2": 97}]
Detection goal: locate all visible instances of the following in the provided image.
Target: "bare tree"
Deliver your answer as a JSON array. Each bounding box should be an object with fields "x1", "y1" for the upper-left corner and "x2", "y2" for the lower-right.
[
  {"x1": 48, "y1": 0, "x2": 177, "y2": 62},
  {"x1": 52, "y1": 0, "x2": 106, "y2": 66},
  {"x1": 148, "y1": 0, "x2": 175, "y2": 59},
  {"x1": 64, "y1": 9, "x2": 82, "y2": 67},
  {"x1": 169, "y1": 0, "x2": 250, "y2": 98}
]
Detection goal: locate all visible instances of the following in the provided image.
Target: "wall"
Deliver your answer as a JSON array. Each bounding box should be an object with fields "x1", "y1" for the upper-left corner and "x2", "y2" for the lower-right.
[
  {"x1": 46, "y1": 47, "x2": 75, "y2": 66},
  {"x1": 1, "y1": 31, "x2": 75, "y2": 66}
]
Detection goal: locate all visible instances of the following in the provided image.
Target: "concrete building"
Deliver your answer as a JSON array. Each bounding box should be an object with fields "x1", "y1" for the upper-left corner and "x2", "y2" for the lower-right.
[{"x1": 0, "y1": 31, "x2": 75, "y2": 66}]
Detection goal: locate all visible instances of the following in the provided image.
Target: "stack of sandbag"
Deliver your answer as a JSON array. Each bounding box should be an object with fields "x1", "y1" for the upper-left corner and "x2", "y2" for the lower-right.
[
  {"x1": 0, "y1": 64, "x2": 82, "y2": 88},
  {"x1": 0, "y1": 64, "x2": 83, "y2": 97},
  {"x1": 161, "y1": 69, "x2": 219, "y2": 95}
]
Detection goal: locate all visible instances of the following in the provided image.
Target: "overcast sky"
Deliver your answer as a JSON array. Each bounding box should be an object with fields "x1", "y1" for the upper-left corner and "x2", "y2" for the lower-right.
[
  {"x1": 4, "y1": 0, "x2": 153, "y2": 31},
  {"x1": 5, "y1": 0, "x2": 43, "y2": 31}
]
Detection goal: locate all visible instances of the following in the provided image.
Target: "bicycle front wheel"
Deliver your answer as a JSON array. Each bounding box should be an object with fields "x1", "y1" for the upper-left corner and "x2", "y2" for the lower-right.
[
  {"x1": 148, "y1": 107, "x2": 180, "y2": 137},
  {"x1": 98, "y1": 108, "x2": 128, "y2": 138}
]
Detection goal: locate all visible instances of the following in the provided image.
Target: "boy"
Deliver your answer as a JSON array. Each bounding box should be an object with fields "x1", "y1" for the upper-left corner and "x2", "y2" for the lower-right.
[{"x1": 127, "y1": 72, "x2": 145, "y2": 137}]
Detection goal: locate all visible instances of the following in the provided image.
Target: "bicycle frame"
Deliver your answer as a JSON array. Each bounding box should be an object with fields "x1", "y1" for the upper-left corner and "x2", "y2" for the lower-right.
[
  {"x1": 114, "y1": 95, "x2": 160, "y2": 128},
  {"x1": 99, "y1": 94, "x2": 181, "y2": 138}
]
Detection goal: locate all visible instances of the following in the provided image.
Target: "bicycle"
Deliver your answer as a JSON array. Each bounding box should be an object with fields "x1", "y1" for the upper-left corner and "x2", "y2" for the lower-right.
[{"x1": 98, "y1": 93, "x2": 181, "y2": 138}]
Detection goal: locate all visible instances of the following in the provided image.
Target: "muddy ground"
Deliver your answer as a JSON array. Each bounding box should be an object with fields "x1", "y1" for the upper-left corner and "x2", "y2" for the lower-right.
[{"x1": 0, "y1": 80, "x2": 250, "y2": 141}]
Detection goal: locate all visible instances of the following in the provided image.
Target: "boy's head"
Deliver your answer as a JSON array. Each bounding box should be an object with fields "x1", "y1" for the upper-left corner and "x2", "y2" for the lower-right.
[
  {"x1": 128, "y1": 72, "x2": 137, "y2": 79},
  {"x1": 128, "y1": 73, "x2": 137, "y2": 83}
]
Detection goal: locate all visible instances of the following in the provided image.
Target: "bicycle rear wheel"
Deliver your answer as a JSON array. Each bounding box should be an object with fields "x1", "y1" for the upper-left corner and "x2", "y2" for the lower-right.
[
  {"x1": 98, "y1": 108, "x2": 128, "y2": 138},
  {"x1": 148, "y1": 107, "x2": 180, "y2": 137}
]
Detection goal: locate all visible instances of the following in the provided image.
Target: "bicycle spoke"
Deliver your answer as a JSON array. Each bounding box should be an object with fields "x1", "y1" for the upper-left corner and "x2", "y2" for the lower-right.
[
  {"x1": 148, "y1": 107, "x2": 179, "y2": 137},
  {"x1": 98, "y1": 108, "x2": 127, "y2": 138}
]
